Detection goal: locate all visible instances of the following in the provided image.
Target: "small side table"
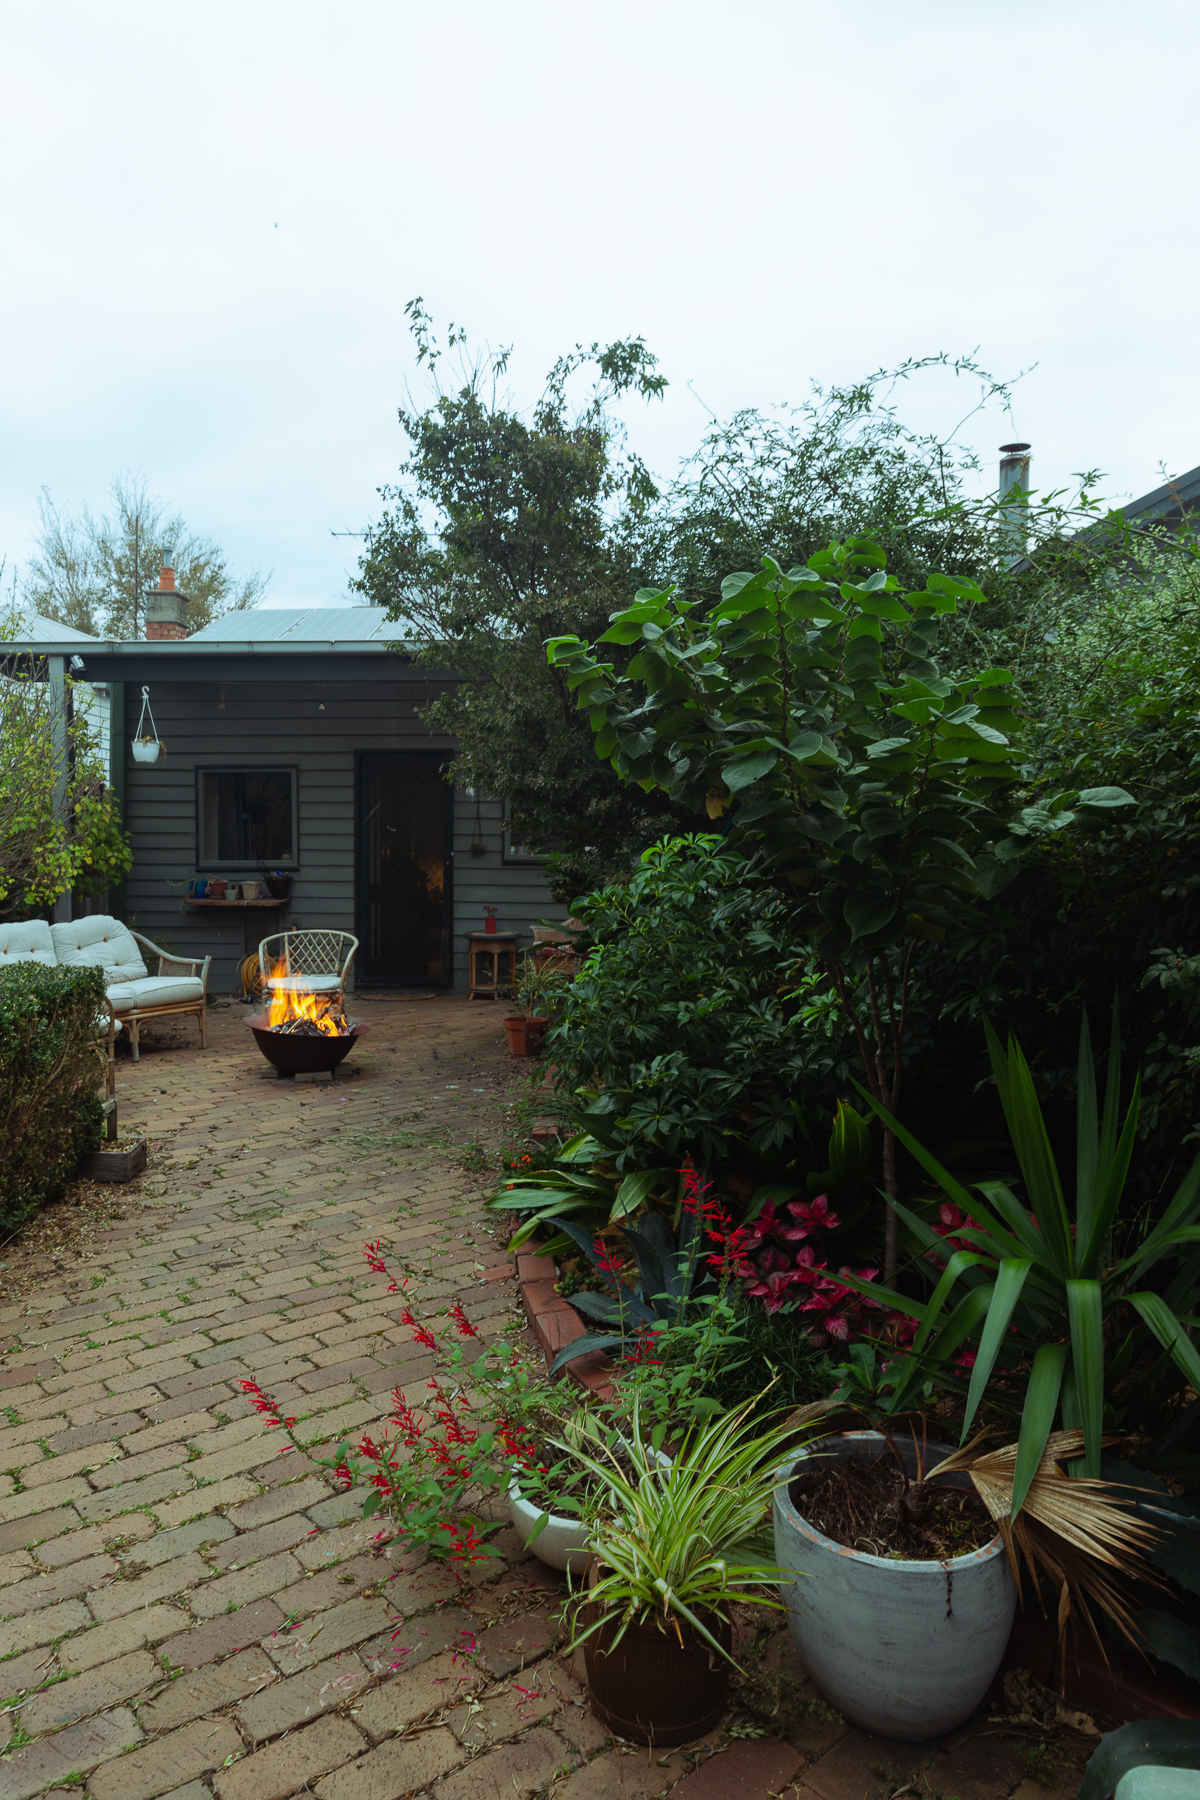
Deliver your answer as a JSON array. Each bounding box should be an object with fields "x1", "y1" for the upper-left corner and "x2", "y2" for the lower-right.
[{"x1": 466, "y1": 932, "x2": 518, "y2": 1000}]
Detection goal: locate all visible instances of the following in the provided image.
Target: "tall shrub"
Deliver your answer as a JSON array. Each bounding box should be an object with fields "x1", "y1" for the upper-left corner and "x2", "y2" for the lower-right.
[
  {"x1": 549, "y1": 542, "x2": 1132, "y2": 1274},
  {"x1": 0, "y1": 964, "x2": 106, "y2": 1231},
  {"x1": 551, "y1": 834, "x2": 854, "y2": 1173}
]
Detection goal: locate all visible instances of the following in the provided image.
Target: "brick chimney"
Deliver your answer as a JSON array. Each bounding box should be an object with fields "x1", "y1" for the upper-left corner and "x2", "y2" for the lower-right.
[{"x1": 146, "y1": 566, "x2": 188, "y2": 640}]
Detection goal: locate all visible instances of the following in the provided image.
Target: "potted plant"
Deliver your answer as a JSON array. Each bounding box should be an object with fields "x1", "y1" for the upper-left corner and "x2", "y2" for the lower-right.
[
  {"x1": 775, "y1": 1427, "x2": 1015, "y2": 1739},
  {"x1": 771, "y1": 1010, "x2": 1174, "y2": 1739},
  {"x1": 503, "y1": 953, "x2": 567, "y2": 1057},
  {"x1": 508, "y1": 1412, "x2": 673, "y2": 1574},
  {"x1": 560, "y1": 1398, "x2": 811, "y2": 1746}
]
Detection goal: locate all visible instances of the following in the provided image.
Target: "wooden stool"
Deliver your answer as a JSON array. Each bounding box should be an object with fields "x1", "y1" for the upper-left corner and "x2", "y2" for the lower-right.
[{"x1": 466, "y1": 932, "x2": 518, "y2": 1000}]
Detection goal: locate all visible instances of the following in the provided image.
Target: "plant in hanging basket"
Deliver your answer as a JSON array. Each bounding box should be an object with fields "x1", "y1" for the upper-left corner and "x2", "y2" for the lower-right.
[{"x1": 131, "y1": 686, "x2": 164, "y2": 762}]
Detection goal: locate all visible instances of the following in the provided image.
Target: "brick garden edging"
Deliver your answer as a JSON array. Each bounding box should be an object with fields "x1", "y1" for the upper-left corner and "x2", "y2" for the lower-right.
[{"x1": 513, "y1": 1244, "x2": 615, "y2": 1397}]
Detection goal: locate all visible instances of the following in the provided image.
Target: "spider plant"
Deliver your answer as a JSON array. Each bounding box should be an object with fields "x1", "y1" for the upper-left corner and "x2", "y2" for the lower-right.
[
  {"x1": 554, "y1": 1396, "x2": 815, "y2": 1668},
  {"x1": 845, "y1": 1006, "x2": 1200, "y2": 1517}
]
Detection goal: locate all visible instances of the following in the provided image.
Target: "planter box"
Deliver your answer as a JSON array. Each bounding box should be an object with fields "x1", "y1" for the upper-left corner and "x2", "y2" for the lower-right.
[
  {"x1": 1004, "y1": 1602, "x2": 1200, "y2": 1723},
  {"x1": 79, "y1": 1138, "x2": 147, "y2": 1182}
]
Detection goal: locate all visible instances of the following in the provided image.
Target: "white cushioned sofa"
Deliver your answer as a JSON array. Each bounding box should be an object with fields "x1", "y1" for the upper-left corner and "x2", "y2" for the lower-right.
[{"x1": 0, "y1": 916, "x2": 210, "y2": 1061}]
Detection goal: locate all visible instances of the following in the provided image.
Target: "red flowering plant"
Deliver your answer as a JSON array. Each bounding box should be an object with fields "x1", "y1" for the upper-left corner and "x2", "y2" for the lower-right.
[
  {"x1": 732, "y1": 1190, "x2": 884, "y2": 1344},
  {"x1": 238, "y1": 1244, "x2": 588, "y2": 1569},
  {"x1": 533, "y1": 1160, "x2": 760, "y2": 1435}
]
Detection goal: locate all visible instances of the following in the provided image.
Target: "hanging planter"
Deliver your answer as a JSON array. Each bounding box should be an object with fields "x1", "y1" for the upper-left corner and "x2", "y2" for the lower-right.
[
  {"x1": 131, "y1": 686, "x2": 164, "y2": 764},
  {"x1": 470, "y1": 791, "x2": 486, "y2": 857}
]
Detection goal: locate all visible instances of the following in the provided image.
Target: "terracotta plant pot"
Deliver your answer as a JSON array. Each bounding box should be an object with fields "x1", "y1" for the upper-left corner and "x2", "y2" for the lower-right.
[
  {"x1": 583, "y1": 1604, "x2": 732, "y2": 1746},
  {"x1": 504, "y1": 1015, "x2": 548, "y2": 1057},
  {"x1": 206, "y1": 879, "x2": 228, "y2": 899}
]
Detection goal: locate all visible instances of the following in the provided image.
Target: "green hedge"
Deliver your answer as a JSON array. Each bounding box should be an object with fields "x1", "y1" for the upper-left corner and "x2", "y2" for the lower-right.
[{"x1": 0, "y1": 962, "x2": 105, "y2": 1232}]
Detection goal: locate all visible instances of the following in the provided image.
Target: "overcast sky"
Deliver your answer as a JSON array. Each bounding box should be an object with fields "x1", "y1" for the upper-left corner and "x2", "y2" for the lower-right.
[{"x1": 3, "y1": 1, "x2": 1198, "y2": 613}]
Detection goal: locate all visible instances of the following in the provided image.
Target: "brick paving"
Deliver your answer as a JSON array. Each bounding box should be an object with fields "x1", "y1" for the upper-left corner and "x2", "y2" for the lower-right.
[{"x1": 0, "y1": 997, "x2": 1090, "y2": 1800}]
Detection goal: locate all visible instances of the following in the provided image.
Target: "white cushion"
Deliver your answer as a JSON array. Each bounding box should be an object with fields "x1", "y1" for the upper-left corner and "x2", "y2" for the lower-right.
[
  {"x1": 107, "y1": 977, "x2": 204, "y2": 1010},
  {"x1": 0, "y1": 920, "x2": 56, "y2": 965},
  {"x1": 51, "y1": 916, "x2": 147, "y2": 984},
  {"x1": 266, "y1": 975, "x2": 340, "y2": 994}
]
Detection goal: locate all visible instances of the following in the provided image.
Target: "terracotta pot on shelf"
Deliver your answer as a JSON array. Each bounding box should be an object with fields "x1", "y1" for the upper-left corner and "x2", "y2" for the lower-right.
[
  {"x1": 206, "y1": 879, "x2": 228, "y2": 900},
  {"x1": 582, "y1": 1603, "x2": 732, "y2": 1746},
  {"x1": 503, "y1": 1015, "x2": 548, "y2": 1056}
]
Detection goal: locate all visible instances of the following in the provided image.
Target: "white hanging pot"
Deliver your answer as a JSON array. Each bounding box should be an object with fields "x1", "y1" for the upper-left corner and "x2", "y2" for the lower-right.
[{"x1": 131, "y1": 687, "x2": 164, "y2": 763}]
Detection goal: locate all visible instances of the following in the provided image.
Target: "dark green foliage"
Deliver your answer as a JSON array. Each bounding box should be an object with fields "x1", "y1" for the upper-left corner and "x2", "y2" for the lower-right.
[
  {"x1": 0, "y1": 963, "x2": 105, "y2": 1231},
  {"x1": 353, "y1": 306, "x2": 690, "y2": 899},
  {"x1": 546, "y1": 1207, "x2": 716, "y2": 1374},
  {"x1": 695, "y1": 1294, "x2": 829, "y2": 1417},
  {"x1": 930, "y1": 537, "x2": 1200, "y2": 1206},
  {"x1": 655, "y1": 355, "x2": 1019, "y2": 610},
  {"x1": 549, "y1": 836, "x2": 855, "y2": 1174}
]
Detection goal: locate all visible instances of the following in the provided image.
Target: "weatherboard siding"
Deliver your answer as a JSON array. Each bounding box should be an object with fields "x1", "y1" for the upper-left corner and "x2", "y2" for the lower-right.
[{"x1": 120, "y1": 679, "x2": 564, "y2": 994}]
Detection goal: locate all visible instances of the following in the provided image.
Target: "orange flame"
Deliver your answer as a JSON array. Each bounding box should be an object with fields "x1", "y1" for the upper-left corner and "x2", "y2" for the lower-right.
[{"x1": 264, "y1": 957, "x2": 344, "y2": 1036}]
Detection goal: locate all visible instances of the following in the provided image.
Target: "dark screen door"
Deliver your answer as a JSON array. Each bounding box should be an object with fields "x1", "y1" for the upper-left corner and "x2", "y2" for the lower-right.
[{"x1": 357, "y1": 754, "x2": 453, "y2": 986}]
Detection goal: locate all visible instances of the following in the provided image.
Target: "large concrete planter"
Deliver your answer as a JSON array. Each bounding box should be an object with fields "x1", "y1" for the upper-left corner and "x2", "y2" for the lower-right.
[{"x1": 774, "y1": 1431, "x2": 1017, "y2": 1739}]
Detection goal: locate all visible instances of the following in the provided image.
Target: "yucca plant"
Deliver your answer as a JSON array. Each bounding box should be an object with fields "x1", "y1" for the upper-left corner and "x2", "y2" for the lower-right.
[
  {"x1": 846, "y1": 1007, "x2": 1200, "y2": 1518},
  {"x1": 556, "y1": 1397, "x2": 815, "y2": 1668}
]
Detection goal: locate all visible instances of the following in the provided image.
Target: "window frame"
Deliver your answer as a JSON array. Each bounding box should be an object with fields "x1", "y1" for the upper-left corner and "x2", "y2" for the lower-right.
[
  {"x1": 195, "y1": 765, "x2": 300, "y2": 871},
  {"x1": 502, "y1": 816, "x2": 562, "y2": 865}
]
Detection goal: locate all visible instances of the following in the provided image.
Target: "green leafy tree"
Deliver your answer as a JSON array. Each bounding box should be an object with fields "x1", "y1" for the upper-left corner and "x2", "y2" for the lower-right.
[
  {"x1": 0, "y1": 613, "x2": 131, "y2": 914},
  {"x1": 352, "y1": 304, "x2": 694, "y2": 898},
  {"x1": 548, "y1": 541, "x2": 1131, "y2": 1275},
  {"x1": 23, "y1": 476, "x2": 269, "y2": 638},
  {"x1": 657, "y1": 354, "x2": 1020, "y2": 609}
]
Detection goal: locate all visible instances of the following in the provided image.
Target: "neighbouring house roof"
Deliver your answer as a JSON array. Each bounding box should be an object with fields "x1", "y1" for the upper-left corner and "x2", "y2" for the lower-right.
[
  {"x1": 4, "y1": 609, "x2": 99, "y2": 644},
  {"x1": 1121, "y1": 461, "x2": 1200, "y2": 530},
  {"x1": 187, "y1": 606, "x2": 397, "y2": 643},
  {"x1": 0, "y1": 603, "x2": 424, "y2": 682}
]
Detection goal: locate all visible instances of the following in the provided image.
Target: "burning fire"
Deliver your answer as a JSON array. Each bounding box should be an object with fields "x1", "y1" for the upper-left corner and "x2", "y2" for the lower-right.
[{"x1": 264, "y1": 959, "x2": 350, "y2": 1037}]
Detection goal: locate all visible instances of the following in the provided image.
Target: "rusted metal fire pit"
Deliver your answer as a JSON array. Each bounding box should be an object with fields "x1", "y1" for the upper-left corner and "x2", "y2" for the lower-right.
[{"x1": 244, "y1": 1013, "x2": 370, "y2": 1081}]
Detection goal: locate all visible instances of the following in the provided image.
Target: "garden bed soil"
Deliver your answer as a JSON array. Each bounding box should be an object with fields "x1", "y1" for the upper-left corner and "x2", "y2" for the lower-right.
[{"x1": 789, "y1": 1444, "x2": 995, "y2": 1561}]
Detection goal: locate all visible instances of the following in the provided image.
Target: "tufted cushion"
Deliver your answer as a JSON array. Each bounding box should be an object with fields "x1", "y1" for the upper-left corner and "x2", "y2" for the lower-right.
[
  {"x1": 107, "y1": 977, "x2": 204, "y2": 1010},
  {"x1": 0, "y1": 920, "x2": 56, "y2": 965},
  {"x1": 265, "y1": 974, "x2": 340, "y2": 994},
  {"x1": 50, "y1": 915, "x2": 147, "y2": 984}
]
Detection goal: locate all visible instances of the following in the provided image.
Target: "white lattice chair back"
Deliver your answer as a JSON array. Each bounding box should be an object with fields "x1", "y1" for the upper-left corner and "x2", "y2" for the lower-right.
[{"x1": 258, "y1": 930, "x2": 358, "y2": 999}]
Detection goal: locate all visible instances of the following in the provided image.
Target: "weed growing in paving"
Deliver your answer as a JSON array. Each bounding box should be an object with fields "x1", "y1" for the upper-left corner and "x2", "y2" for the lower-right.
[{"x1": 1019, "y1": 1743, "x2": 1061, "y2": 1787}]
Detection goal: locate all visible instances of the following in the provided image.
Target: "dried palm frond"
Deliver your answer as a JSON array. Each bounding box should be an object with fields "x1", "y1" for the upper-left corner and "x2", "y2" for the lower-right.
[{"x1": 931, "y1": 1430, "x2": 1163, "y2": 1661}]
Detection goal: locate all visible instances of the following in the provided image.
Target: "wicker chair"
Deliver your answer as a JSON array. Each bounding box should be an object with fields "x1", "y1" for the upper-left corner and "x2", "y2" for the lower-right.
[{"x1": 257, "y1": 930, "x2": 358, "y2": 1005}]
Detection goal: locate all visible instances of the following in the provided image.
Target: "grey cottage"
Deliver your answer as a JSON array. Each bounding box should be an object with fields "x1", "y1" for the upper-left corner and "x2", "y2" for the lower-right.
[{"x1": 14, "y1": 577, "x2": 564, "y2": 996}]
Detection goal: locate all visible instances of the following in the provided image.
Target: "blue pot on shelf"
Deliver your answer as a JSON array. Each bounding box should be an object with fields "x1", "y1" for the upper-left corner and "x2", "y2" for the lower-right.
[{"x1": 187, "y1": 878, "x2": 209, "y2": 899}]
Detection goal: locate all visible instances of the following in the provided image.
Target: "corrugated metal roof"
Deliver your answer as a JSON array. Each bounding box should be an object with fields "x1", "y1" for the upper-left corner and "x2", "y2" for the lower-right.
[
  {"x1": 4, "y1": 610, "x2": 98, "y2": 644},
  {"x1": 187, "y1": 606, "x2": 395, "y2": 642},
  {"x1": 1122, "y1": 462, "x2": 1200, "y2": 525}
]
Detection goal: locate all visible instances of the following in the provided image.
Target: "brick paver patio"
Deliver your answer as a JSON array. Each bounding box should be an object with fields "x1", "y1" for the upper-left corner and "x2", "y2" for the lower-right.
[{"x1": 0, "y1": 998, "x2": 1090, "y2": 1800}]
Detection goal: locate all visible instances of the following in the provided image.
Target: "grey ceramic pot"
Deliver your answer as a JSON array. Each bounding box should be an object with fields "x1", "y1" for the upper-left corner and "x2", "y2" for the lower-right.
[{"x1": 774, "y1": 1430, "x2": 1016, "y2": 1739}]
